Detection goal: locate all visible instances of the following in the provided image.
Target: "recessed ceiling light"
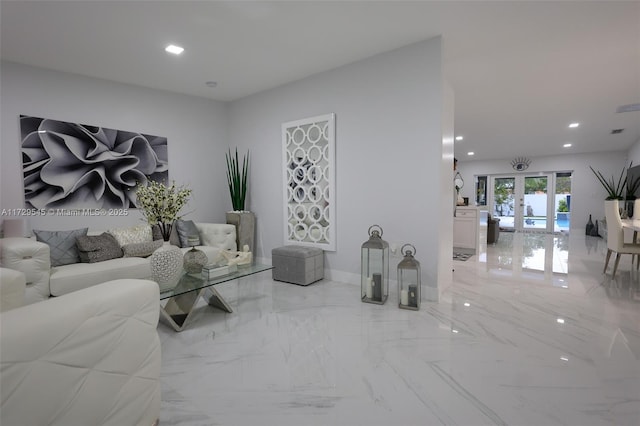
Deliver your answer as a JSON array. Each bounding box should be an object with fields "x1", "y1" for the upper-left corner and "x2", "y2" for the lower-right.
[
  {"x1": 467, "y1": 152, "x2": 475, "y2": 156},
  {"x1": 205, "y1": 81, "x2": 218, "y2": 88},
  {"x1": 165, "y1": 44, "x2": 184, "y2": 55},
  {"x1": 568, "y1": 122, "x2": 579, "y2": 128},
  {"x1": 563, "y1": 143, "x2": 572, "y2": 148},
  {"x1": 557, "y1": 318, "x2": 565, "y2": 324},
  {"x1": 455, "y1": 136, "x2": 464, "y2": 141}
]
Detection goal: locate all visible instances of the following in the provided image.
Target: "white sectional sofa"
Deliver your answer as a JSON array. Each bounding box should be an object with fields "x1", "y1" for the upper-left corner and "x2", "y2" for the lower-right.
[
  {"x1": 0, "y1": 275, "x2": 162, "y2": 426},
  {"x1": 0, "y1": 223, "x2": 237, "y2": 304}
]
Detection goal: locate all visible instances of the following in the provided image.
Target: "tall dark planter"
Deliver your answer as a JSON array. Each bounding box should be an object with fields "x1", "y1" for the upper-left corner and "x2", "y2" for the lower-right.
[{"x1": 626, "y1": 198, "x2": 636, "y2": 218}]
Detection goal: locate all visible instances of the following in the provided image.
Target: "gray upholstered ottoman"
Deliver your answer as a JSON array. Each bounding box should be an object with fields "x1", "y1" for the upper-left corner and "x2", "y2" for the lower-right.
[{"x1": 272, "y1": 245, "x2": 324, "y2": 286}]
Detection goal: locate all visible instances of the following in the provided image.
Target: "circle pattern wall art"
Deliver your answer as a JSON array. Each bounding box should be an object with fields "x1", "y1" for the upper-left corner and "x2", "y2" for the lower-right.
[{"x1": 282, "y1": 114, "x2": 335, "y2": 251}]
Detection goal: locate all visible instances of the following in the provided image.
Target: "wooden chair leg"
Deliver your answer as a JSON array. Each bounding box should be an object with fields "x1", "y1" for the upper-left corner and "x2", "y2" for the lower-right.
[
  {"x1": 604, "y1": 249, "x2": 613, "y2": 273},
  {"x1": 612, "y1": 253, "x2": 622, "y2": 279}
]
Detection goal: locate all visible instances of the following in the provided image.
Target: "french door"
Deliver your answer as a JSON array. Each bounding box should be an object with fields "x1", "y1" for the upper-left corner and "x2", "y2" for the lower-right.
[{"x1": 490, "y1": 174, "x2": 554, "y2": 233}]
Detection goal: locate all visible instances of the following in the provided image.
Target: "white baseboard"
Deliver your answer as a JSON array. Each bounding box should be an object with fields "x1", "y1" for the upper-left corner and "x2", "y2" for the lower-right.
[{"x1": 258, "y1": 257, "x2": 440, "y2": 303}]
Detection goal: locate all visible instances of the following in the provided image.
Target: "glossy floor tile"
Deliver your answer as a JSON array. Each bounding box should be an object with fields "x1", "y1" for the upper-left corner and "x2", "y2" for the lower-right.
[{"x1": 158, "y1": 232, "x2": 640, "y2": 426}]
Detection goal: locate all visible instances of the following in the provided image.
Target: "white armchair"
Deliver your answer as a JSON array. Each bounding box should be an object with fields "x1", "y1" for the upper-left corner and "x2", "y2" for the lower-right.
[{"x1": 1, "y1": 279, "x2": 161, "y2": 426}]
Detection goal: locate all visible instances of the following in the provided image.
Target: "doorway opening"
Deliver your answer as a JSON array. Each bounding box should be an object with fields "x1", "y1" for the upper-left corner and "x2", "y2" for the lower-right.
[{"x1": 480, "y1": 172, "x2": 572, "y2": 234}]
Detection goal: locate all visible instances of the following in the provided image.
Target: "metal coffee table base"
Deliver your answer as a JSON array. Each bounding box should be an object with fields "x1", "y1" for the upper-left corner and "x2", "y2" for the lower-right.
[{"x1": 160, "y1": 286, "x2": 233, "y2": 332}]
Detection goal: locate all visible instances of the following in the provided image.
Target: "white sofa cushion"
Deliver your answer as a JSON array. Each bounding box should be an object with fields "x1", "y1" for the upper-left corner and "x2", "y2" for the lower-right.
[
  {"x1": 0, "y1": 279, "x2": 161, "y2": 426},
  {"x1": 196, "y1": 223, "x2": 236, "y2": 251},
  {"x1": 0, "y1": 237, "x2": 51, "y2": 304},
  {"x1": 50, "y1": 257, "x2": 151, "y2": 297},
  {"x1": 0, "y1": 267, "x2": 26, "y2": 312}
]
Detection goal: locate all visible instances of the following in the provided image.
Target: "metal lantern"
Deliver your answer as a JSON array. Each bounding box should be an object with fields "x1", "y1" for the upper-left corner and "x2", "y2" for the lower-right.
[
  {"x1": 361, "y1": 225, "x2": 389, "y2": 304},
  {"x1": 397, "y1": 244, "x2": 420, "y2": 310}
]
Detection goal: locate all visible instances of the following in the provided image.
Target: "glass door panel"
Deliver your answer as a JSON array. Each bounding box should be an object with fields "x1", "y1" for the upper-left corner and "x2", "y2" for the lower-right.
[
  {"x1": 554, "y1": 172, "x2": 572, "y2": 233},
  {"x1": 490, "y1": 174, "x2": 556, "y2": 233},
  {"x1": 522, "y1": 176, "x2": 549, "y2": 231},
  {"x1": 492, "y1": 177, "x2": 515, "y2": 231}
]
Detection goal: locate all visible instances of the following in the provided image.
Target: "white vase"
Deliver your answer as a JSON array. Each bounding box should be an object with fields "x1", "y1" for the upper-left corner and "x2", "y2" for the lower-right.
[{"x1": 150, "y1": 242, "x2": 183, "y2": 291}]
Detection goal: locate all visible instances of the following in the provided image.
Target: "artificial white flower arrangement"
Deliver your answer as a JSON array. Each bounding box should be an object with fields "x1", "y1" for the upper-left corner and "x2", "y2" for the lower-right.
[{"x1": 135, "y1": 179, "x2": 192, "y2": 241}]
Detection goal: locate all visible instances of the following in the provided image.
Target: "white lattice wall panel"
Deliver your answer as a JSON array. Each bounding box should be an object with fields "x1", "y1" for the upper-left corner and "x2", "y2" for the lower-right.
[{"x1": 282, "y1": 114, "x2": 335, "y2": 251}]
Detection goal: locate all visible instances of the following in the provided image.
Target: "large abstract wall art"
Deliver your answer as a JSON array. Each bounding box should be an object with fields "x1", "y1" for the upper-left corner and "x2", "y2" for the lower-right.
[
  {"x1": 282, "y1": 113, "x2": 336, "y2": 251},
  {"x1": 20, "y1": 115, "x2": 168, "y2": 210}
]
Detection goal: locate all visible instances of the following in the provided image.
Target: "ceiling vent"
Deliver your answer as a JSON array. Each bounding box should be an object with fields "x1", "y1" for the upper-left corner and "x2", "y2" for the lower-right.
[
  {"x1": 616, "y1": 103, "x2": 640, "y2": 113},
  {"x1": 611, "y1": 129, "x2": 624, "y2": 134}
]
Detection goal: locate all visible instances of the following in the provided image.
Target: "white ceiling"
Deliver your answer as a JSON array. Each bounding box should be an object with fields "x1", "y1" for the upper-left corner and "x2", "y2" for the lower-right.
[{"x1": 1, "y1": 1, "x2": 639, "y2": 162}]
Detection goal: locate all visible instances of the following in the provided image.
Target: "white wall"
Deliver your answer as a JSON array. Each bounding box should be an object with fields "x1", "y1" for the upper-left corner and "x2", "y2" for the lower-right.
[
  {"x1": 456, "y1": 151, "x2": 627, "y2": 226},
  {"x1": 0, "y1": 61, "x2": 230, "y2": 232},
  {"x1": 1, "y1": 38, "x2": 452, "y2": 300},
  {"x1": 228, "y1": 38, "x2": 450, "y2": 300}
]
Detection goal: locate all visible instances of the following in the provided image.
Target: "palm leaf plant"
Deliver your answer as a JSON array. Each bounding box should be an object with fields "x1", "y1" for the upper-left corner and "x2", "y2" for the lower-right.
[
  {"x1": 590, "y1": 165, "x2": 627, "y2": 200},
  {"x1": 225, "y1": 148, "x2": 249, "y2": 211},
  {"x1": 626, "y1": 172, "x2": 640, "y2": 200}
]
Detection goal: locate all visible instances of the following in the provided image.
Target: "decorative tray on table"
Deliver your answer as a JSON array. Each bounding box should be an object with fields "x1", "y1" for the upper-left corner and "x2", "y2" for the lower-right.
[{"x1": 201, "y1": 263, "x2": 238, "y2": 280}]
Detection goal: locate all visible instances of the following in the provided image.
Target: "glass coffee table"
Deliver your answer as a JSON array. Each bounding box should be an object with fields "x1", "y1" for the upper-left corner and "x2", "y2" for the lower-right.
[{"x1": 157, "y1": 263, "x2": 273, "y2": 331}]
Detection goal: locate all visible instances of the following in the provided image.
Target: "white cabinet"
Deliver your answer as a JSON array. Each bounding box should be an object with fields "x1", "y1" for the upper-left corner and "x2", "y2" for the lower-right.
[
  {"x1": 454, "y1": 207, "x2": 488, "y2": 253},
  {"x1": 454, "y1": 208, "x2": 477, "y2": 249}
]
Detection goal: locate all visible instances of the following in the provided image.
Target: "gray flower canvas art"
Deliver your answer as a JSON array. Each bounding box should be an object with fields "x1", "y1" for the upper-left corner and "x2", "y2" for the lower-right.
[{"x1": 20, "y1": 115, "x2": 168, "y2": 209}]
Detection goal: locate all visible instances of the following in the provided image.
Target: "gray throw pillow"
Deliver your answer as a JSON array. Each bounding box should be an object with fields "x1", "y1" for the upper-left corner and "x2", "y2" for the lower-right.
[
  {"x1": 76, "y1": 233, "x2": 124, "y2": 263},
  {"x1": 34, "y1": 228, "x2": 89, "y2": 267},
  {"x1": 174, "y1": 220, "x2": 200, "y2": 247},
  {"x1": 122, "y1": 239, "x2": 163, "y2": 258}
]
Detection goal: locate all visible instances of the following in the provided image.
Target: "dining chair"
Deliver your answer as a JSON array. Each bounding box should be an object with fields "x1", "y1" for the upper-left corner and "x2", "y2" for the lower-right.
[
  {"x1": 633, "y1": 199, "x2": 640, "y2": 220},
  {"x1": 630, "y1": 199, "x2": 640, "y2": 246},
  {"x1": 604, "y1": 200, "x2": 640, "y2": 278}
]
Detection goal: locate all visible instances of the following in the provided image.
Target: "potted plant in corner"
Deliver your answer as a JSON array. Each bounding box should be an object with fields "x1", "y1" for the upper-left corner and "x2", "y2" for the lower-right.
[
  {"x1": 625, "y1": 169, "x2": 640, "y2": 218},
  {"x1": 590, "y1": 162, "x2": 638, "y2": 218},
  {"x1": 590, "y1": 165, "x2": 626, "y2": 200},
  {"x1": 225, "y1": 148, "x2": 255, "y2": 254}
]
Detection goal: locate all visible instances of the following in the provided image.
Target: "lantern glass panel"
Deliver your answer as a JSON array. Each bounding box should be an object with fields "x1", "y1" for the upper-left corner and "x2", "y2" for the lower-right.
[
  {"x1": 397, "y1": 244, "x2": 420, "y2": 310},
  {"x1": 361, "y1": 226, "x2": 389, "y2": 304}
]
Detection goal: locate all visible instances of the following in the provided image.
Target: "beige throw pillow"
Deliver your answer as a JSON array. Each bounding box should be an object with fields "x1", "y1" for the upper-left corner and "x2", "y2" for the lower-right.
[{"x1": 108, "y1": 224, "x2": 153, "y2": 247}]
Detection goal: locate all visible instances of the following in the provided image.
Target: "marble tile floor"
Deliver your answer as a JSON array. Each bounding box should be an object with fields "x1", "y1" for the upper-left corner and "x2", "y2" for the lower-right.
[{"x1": 158, "y1": 232, "x2": 640, "y2": 426}]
